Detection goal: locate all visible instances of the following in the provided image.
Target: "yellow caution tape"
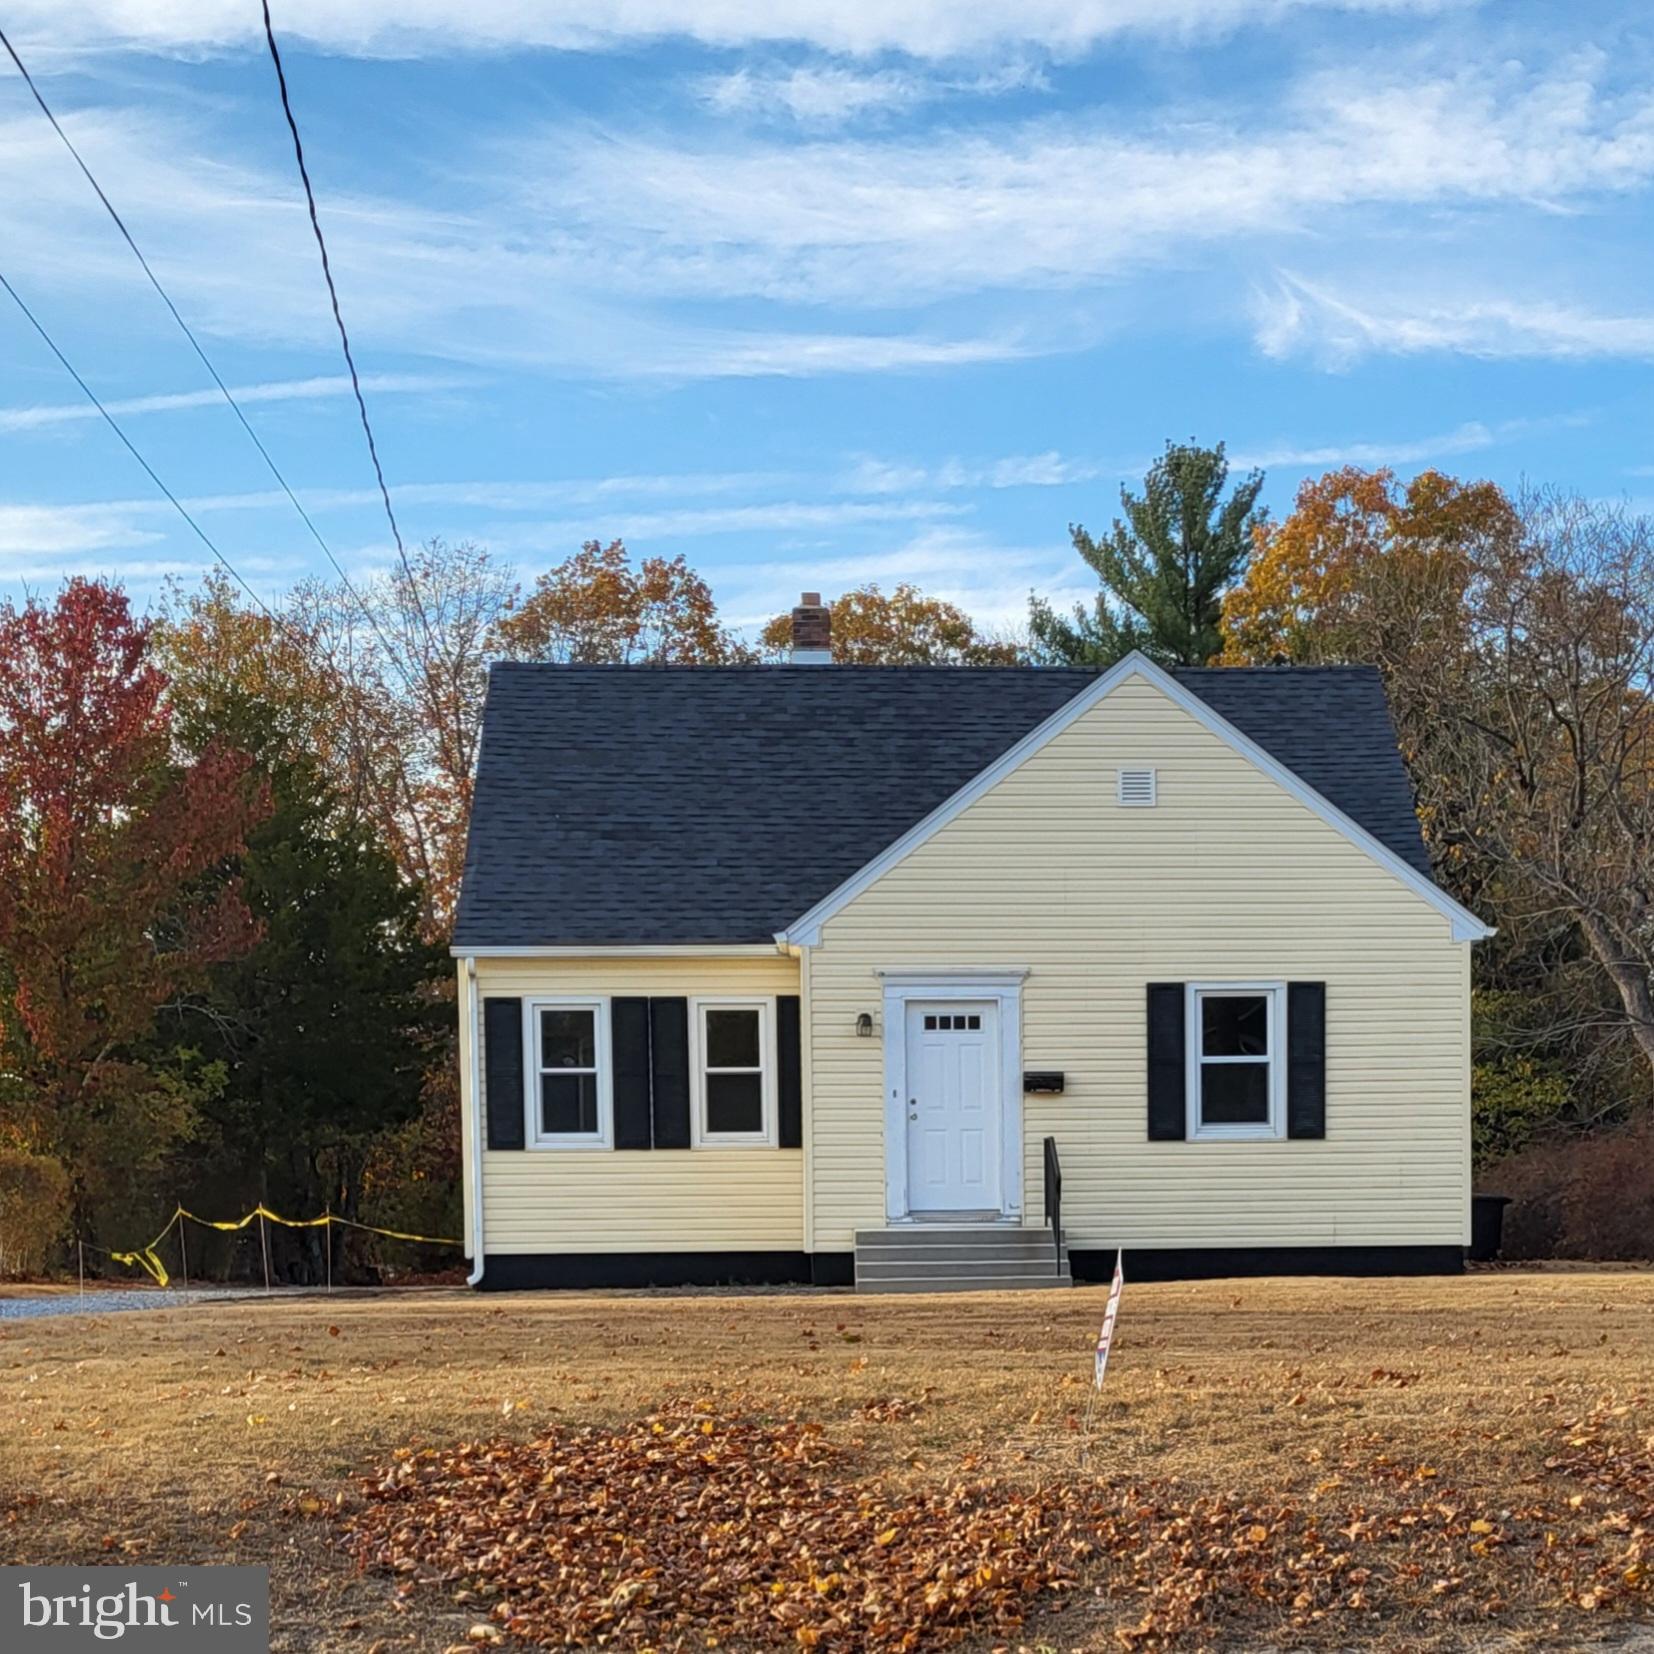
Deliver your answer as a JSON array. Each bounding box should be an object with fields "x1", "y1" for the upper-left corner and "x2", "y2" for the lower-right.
[
  {"x1": 108, "y1": 1246, "x2": 170, "y2": 1287},
  {"x1": 175, "y1": 1204, "x2": 459, "y2": 1246},
  {"x1": 99, "y1": 1204, "x2": 459, "y2": 1290}
]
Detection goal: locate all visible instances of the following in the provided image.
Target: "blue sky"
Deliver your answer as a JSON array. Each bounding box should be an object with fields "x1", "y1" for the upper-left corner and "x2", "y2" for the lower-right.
[{"x1": 1, "y1": 0, "x2": 1651, "y2": 637}]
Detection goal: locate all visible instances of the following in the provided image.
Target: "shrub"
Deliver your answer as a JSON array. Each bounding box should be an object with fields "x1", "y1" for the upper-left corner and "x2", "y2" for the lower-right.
[
  {"x1": 1487, "y1": 1115, "x2": 1654, "y2": 1261},
  {"x1": 1472, "y1": 1056, "x2": 1572, "y2": 1167},
  {"x1": 0, "y1": 1148, "x2": 72, "y2": 1276}
]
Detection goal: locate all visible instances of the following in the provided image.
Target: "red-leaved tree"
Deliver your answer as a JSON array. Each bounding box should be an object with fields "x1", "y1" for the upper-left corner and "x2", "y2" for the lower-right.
[{"x1": 0, "y1": 579, "x2": 268, "y2": 1238}]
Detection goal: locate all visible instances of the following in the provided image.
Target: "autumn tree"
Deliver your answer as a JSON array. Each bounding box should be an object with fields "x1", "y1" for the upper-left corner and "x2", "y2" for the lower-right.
[
  {"x1": 157, "y1": 676, "x2": 446, "y2": 1281},
  {"x1": 1222, "y1": 467, "x2": 1518, "y2": 669},
  {"x1": 494, "y1": 540, "x2": 752, "y2": 666},
  {"x1": 759, "y1": 582, "x2": 1020, "y2": 664},
  {"x1": 1221, "y1": 467, "x2": 1521, "y2": 786},
  {"x1": 1226, "y1": 475, "x2": 1654, "y2": 1104},
  {"x1": 1031, "y1": 441, "x2": 1265, "y2": 667},
  {"x1": 1417, "y1": 493, "x2": 1654, "y2": 1091},
  {"x1": 0, "y1": 580, "x2": 266, "y2": 1237},
  {"x1": 163, "y1": 539, "x2": 514, "y2": 935}
]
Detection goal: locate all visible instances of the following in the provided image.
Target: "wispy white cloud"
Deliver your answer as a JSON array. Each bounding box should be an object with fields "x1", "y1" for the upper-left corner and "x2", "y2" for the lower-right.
[
  {"x1": 0, "y1": 372, "x2": 467, "y2": 432},
  {"x1": 485, "y1": 498, "x2": 970, "y2": 553},
  {"x1": 0, "y1": 105, "x2": 1039, "y2": 380},
  {"x1": 842, "y1": 451, "x2": 1100, "y2": 493},
  {"x1": 634, "y1": 328, "x2": 1037, "y2": 377},
  {"x1": 10, "y1": 54, "x2": 1649, "y2": 382},
  {"x1": 699, "y1": 62, "x2": 1047, "y2": 128},
  {"x1": 0, "y1": 502, "x2": 162, "y2": 557},
  {"x1": 712, "y1": 523, "x2": 1085, "y2": 631},
  {"x1": 1224, "y1": 417, "x2": 1598, "y2": 470},
  {"x1": 5, "y1": 557, "x2": 206, "y2": 586},
  {"x1": 511, "y1": 59, "x2": 1654, "y2": 308},
  {"x1": 31, "y1": 470, "x2": 834, "y2": 526},
  {"x1": 1255, "y1": 273, "x2": 1654, "y2": 366},
  {"x1": 4, "y1": 0, "x2": 1465, "y2": 63}
]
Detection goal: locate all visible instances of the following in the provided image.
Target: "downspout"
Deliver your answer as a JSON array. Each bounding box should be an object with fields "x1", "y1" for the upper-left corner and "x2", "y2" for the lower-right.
[{"x1": 465, "y1": 955, "x2": 486, "y2": 1288}]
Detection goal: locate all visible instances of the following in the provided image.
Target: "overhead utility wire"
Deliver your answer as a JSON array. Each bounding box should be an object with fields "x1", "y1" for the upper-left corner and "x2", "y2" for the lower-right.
[
  {"x1": 257, "y1": 0, "x2": 437, "y2": 654},
  {"x1": 0, "y1": 267, "x2": 294, "y2": 634},
  {"x1": 0, "y1": 22, "x2": 412, "y2": 676}
]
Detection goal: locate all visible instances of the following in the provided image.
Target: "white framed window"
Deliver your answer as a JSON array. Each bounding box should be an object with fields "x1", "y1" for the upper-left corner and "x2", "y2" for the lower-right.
[
  {"x1": 689, "y1": 998, "x2": 776, "y2": 1147},
  {"x1": 1185, "y1": 982, "x2": 1286, "y2": 1141},
  {"x1": 524, "y1": 997, "x2": 612, "y2": 1149}
]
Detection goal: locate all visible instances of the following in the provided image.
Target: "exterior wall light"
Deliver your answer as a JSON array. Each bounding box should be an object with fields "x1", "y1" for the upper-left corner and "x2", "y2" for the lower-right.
[{"x1": 855, "y1": 1012, "x2": 875, "y2": 1039}]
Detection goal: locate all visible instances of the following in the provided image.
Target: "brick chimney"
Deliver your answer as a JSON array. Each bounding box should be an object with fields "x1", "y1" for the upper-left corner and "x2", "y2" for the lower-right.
[{"x1": 789, "y1": 591, "x2": 832, "y2": 664}]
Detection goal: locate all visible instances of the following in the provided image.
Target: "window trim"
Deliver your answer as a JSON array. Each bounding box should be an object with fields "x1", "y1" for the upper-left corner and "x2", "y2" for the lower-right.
[
  {"x1": 523, "y1": 996, "x2": 613, "y2": 1150},
  {"x1": 1184, "y1": 981, "x2": 1286, "y2": 1142},
  {"x1": 689, "y1": 996, "x2": 777, "y2": 1149}
]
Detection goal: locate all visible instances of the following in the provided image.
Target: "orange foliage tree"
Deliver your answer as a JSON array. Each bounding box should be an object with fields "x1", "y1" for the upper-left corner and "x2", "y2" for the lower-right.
[
  {"x1": 760, "y1": 582, "x2": 1020, "y2": 665},
  {"x1": 494, "y1": 540, "x2": 752, "y2": 665},
  {"x1": 1221, "y1": 467, "x2": 1518, "y2": 673},
  {"x1": 0, "y1": 580, "x2": 267, "y2": 1234}
]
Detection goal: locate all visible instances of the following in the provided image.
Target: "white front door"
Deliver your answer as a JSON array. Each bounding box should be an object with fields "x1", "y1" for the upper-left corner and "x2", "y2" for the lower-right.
[{"x1": 904, "y1": 1001, "x2": 1001, "y2": 1212}]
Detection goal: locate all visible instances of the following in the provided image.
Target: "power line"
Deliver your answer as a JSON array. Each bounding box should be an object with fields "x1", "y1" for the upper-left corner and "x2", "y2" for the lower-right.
[
  {"x1": 0, "y1": 267, "x2": 293, "y2": 633},
  {"x1": 0, "y1": 21, "x2": 416, "y2": 681},
  {"x1": 257, "y1": 0, "x2": 436, "y2": 650}
]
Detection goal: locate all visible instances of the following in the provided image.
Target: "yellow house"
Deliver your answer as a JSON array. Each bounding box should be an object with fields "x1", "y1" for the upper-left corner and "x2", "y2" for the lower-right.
[{"x1": 454, "y1": 598, "x2": 1491, "y2": 1292}]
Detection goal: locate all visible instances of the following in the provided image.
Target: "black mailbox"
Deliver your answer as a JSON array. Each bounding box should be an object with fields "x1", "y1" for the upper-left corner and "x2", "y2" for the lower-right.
[{"x1": 1023, "y1": 1071, "x2": 1064, "y2": 1094}]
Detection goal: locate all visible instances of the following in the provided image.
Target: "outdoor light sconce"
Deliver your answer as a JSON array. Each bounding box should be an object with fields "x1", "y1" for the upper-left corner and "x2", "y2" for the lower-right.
[{"x1": 855, "y1": 1012, "x2": 875, "y2": 1038}]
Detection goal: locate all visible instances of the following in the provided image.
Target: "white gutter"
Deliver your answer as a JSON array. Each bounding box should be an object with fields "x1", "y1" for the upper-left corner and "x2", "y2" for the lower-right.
[
  {"x1": 449, "y1": 943, "x2": 781, "y2": 959},
  {"x1": 464, "y1": 955, "x2": 486, "y2": 1288}
]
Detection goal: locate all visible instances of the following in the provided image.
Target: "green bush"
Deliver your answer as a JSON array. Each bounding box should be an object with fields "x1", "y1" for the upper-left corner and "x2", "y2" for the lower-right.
[
  {"x1": 1472, "y1": 1056, "x2": 1572, "y2": 1168},
  {"x1": 0, "y1": 1148, "x2": 72, "y2": 1277}
]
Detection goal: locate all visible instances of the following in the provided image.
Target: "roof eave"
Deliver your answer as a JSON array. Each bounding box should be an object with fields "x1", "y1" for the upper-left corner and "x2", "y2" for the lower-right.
[{"x1": 449, "y1": 942, "x2": 788, "y2": 959}]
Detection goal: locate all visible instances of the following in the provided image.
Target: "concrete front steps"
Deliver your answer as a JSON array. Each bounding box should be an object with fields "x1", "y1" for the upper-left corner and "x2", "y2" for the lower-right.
[{"x1": 854, "y1": 1224, "x2": 1071, "y2": 1293}]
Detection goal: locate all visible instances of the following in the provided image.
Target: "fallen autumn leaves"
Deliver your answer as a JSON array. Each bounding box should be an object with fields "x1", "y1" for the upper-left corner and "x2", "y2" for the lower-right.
[
  {"x1": 339, "y1": 1396, "x2": 1652, "y2": 1650},
  {"x1": 344, "y1": 1403, "x2": 1084, "y2": 1649}
]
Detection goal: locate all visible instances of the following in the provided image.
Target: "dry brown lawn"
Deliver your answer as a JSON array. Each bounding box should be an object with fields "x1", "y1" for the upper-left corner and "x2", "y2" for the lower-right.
[{"x1": 1, "y1": 1272, "x2": 1651, "y2": 1652}]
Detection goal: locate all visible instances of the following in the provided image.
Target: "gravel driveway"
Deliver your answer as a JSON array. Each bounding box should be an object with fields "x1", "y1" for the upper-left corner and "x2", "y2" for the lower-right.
[{"x1": 0, "y1": 1285, "x2": 318, "y2": 1320}]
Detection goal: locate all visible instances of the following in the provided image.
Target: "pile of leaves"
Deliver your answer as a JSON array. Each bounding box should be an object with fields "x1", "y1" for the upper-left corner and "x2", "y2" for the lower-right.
[
  {"x1": 343, "y1": 1403, "x2": 1088, "y2": 1649},
  {"x1": 339, "y1": 1397, "x2": 1653, "y2": 1650},
  {"x1": 1081, "y1": 1396, "x2": 1654, "y2": 1644}
]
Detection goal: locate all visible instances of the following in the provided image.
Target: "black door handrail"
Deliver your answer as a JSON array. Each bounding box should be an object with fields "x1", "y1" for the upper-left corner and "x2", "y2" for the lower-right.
[{"x1": 1042, "y1": 1135, "x2": 1063, "y2": 1277}]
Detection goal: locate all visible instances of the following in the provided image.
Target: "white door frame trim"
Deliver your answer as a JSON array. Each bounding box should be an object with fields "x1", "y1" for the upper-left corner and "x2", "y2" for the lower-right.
[{"x1": 880, "y1": 971, "x2": 1025, "y2": 1223}]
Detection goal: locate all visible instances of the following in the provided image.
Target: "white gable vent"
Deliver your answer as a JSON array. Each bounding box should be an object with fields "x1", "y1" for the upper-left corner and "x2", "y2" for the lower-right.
[{"x1": 1117, "y1": 767, "x2": 1157, "y2": 807}]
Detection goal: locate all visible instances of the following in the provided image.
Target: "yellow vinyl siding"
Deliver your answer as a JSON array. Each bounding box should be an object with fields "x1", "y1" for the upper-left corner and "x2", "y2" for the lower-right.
[
  {"x1": 462, "y1": 956, "x2": 802, "y2": 1255},
  {"x1": 808, "y1": 674, "x2": 1471, "y2": 1255}
]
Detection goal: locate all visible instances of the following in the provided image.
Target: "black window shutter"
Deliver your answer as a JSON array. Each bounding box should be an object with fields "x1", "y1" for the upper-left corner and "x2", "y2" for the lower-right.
[
  {"x1": 611, "y1": 997, "x2": 653, "y2": 1150},
  {"x1": 649, "y1": 997, "x2": 692, "y2": 1149},
  {"x1": 777, "y1": 995, "x2": 802, "y2": 1148},
  {"x1": 1287, "y1": 982, "x2": 1327, "y2": 1139},
  {"x1": 1146, "y1": 983, "x2": 1186, "y2": 1141},
  {"x1": 483, "y1": 997, "x2": 526, "y2": 1150}
]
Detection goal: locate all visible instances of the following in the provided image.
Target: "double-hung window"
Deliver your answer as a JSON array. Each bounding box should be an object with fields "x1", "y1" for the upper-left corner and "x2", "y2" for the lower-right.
[
  {"x1": 690, "y1": 999, "x2": 775, "y2": 1146},
  {"x1": 526, "y1": 998, "x2": 612, "y2": 1148},
  {"x1": 1186, "y1": 983, "x2": 1285, "y2": 1141}
]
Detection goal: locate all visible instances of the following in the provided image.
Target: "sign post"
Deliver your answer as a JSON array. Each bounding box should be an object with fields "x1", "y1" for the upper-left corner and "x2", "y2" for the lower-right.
[
  {"x1": 1094, "y1": 1249, "x2": 1124, "y2": 1388},
  {"x1": 1081, "y1": 1250, "x2": 1125, "y2": 1463}
]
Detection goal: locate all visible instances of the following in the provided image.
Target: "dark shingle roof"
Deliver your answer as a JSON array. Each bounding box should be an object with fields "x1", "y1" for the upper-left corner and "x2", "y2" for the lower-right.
[{"x1": 453, "y1": 662, "x2": 1434, "y2": 948}]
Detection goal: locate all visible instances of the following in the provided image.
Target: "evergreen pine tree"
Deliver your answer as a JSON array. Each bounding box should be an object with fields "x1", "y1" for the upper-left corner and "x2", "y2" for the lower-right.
[
  {"x1": 159, "y1": 684, "x2": 446, "y2": 1279},
  {"x1": 1030, "y1": 440, "x2": 1266, "y2": 667}
]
